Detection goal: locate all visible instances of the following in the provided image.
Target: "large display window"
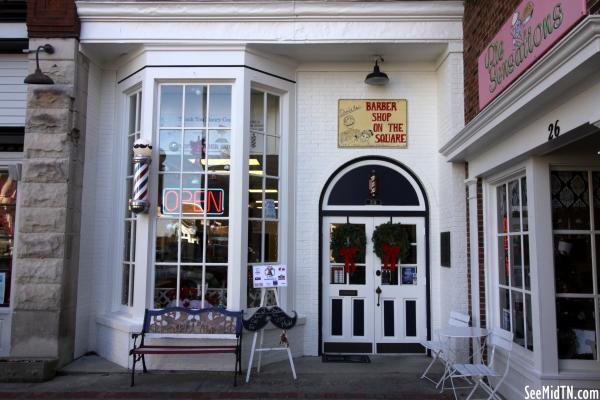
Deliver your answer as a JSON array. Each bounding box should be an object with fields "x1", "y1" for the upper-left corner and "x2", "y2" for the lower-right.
[
  {"x1": 551, "y1": 169, "x2": 600, "y2": 361},
  {"x1": 154, "y1": 84, "x2": 232, "y2": 309}
]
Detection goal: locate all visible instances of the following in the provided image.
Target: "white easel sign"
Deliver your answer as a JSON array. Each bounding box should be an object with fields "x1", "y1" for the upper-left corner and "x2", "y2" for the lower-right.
[{"x1": 253, "y1": 264, "x2": 287, "y2": 288}]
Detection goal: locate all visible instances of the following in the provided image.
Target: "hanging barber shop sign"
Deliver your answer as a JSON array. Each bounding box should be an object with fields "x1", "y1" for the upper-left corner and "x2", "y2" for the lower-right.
[
  {"x1": 478, "y1": 0, "x2": 587, "y2": 109},
  {"x1": 338, "y1": 99, "x2": 407, "y2": 148}
]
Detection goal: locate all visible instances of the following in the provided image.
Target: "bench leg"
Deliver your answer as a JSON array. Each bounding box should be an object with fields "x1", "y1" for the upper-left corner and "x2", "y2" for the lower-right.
[
  {"x1": 131, "y1": 354, "x2": 137, "y2": 387},
  {"x1": 142, "y1": 354, "x2": 148, "y2": 373}
]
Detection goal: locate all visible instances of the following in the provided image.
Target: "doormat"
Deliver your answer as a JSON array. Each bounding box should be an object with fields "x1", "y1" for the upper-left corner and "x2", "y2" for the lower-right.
[{"x1": 322, "y1": 354, "x2": 371, "y2": 363}]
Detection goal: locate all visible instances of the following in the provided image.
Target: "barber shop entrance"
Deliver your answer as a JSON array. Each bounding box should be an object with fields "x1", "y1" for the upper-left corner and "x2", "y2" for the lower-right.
[{"x1": 319, "y1": 157, "x2": 430, "y2": 354}]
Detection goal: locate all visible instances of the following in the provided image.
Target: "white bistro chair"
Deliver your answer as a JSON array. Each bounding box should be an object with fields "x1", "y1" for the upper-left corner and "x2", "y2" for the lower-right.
[
  {"x1": 447, "y1": 329, "x2": 513, "y2": 400},
  {"x1": 420, "y1": 311, "x2": 470, "y2": 383}
]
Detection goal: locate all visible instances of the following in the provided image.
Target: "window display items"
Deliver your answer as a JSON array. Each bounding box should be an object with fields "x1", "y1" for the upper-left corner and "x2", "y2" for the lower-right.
[{"x1": 129, "y1": 138, "x2": 153, "y2": 214}]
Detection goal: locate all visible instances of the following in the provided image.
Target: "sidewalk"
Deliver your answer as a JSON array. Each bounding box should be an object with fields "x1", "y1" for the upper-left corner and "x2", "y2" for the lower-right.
[{"x1": 0, "y1": 354, "x2": 462, "y2": 399}]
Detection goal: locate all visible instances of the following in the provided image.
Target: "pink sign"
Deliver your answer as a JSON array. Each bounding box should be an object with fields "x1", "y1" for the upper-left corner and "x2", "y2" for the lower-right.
[{"x1": 478, "y1": 0, "x2": 587, "y2": 109}]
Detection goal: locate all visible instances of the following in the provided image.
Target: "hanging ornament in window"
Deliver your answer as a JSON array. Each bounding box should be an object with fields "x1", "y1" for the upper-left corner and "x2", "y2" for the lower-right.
[{"x1": 366, "y1": 169, "x2": 381, "y2": 205}]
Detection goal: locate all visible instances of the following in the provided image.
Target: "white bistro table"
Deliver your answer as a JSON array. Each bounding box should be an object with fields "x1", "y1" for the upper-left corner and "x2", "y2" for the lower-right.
[{"x1": 437, "y1": 326, "x2": 489, "y2": 394}]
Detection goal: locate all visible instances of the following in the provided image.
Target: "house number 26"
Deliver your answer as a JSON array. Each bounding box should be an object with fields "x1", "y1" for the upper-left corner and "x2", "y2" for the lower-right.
[{"x1": 547, "y1": 120, "x2": 560, "y2": 141}]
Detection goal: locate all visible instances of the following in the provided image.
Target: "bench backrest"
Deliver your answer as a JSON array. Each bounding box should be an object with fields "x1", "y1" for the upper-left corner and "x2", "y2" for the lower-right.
[{"x1": 142, "y1": 307, "x2": 242, "y2": 338}]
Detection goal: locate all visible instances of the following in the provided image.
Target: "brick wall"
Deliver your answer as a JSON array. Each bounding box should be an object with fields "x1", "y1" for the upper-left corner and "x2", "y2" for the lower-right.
[{"x1": 464, "y1": 0, "x2": 600, "y2": 124}]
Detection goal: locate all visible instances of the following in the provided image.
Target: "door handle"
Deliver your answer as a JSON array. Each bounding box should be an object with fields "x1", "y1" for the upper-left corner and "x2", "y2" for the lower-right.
[{"x1": 375, "y1": 286, "x2": 382, "y2": 307}]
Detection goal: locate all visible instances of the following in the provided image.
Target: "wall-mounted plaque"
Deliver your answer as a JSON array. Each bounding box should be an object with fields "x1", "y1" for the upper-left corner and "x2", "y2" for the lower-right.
[{"x1": 338, "y1": 99, "x2": 407, "y2": 148}]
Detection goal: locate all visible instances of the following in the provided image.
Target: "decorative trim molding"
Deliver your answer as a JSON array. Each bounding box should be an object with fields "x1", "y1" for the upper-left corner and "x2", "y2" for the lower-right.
[
  {"x1": 440, "y1": 16, "x2": 600, "y2": 161},
  {"x1": 76, "y1": 1, "x2": 464, "y2": 22}
]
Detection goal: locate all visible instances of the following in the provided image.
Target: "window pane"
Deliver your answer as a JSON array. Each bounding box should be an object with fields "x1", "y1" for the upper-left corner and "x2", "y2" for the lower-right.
[
  {"x1": 248, "y1": 175, "x2": 263, "y2": 219},
  {"x1": 180, "y1": 265, "x2": 204, "y2": 308},
  {"x1": 206, "y1": 266, "x2": 227, "y2": 307},
  {"x1": 265, "y1": 135, "x2": 279, "y2": 177},
  {"x1": 401, "y1": 225, "x2": 417, "y2": 264},
  {"x1": 209, "y1": 86, "x2": 231, "y2": 128},
  {"x1": 266, "y1": 94, "x2": 279, "y2": 136},
  {"x1": 206, "y1": 219, "x2": 228, "y2": 263},
  {"x1": 551, "y1": 171, "x2": 590, "y2": 230},
  {"x1": 525, "y1": 293, "x2": 533, "y2": 351},
  {"x1": 154, "y1": 265, "x2": 177, "y2": 308},
  {"x1": 156, "y1": 219, "x2": 179, "y2": 262},
  {"x1": 264, "y1": 221, "x2": 278, "y2": 262},
  {"x1": 554, "y1": 234, "x2": 593, "y2": 293},
  {"x1": 250, "y1": 89, "x2": 264, "y2": 131},
  {"x1": 207, "y1": 130, "x2": 231, "y2": 172},
  {"x1": 184, "y1": 85, "x2": 207, "y2": 128},
  {"x1": 180, "y1": 220, "x2": 204, "y2": 263},
  {"x1": 509, "y1": 180, "x2": 521, "y2": 233},
  {"x1": 556, "y1": 298, "x2": 597, "y2": 360},
  {"x1": 159, "y1": 129, "x2": 181, "y2": 172},
  {"x1": 499, "y1": 288, "x2": 511, "y2": 332},
  {"x1": 207, "y1": 174, "x2": 229, "y2": 218},
  {"x1": 180, "y1": 175, "x2": 204, "y2": 217},
  {"x1": 511, "y1": 290, "x2": 525, "y2": 347},
  {"x1": 0, "y1": 175, "x2": 16, "y2": 206},
  {"x1": 265, "y1": 178, "x2": 278, "y2": 219},
  {"x1": 159, "y1": 175, "x2": 182, "y2": 217},
  {"x1": 498, "y1": 236, "x2": 509, "y2": 286},
  {"x1": 248, "y1": 221, "x2": 262, "y2": 263},
  {"x1": 121, "y1": 264, "x2": 130, "y2": 306},
  {"x1": 349, "y1": 266, "x2": 366, "y2": 285},
  {"x1": 182, "y1": 130, "x2": 205, "y2": 173},
  {"x1": 330, "y1": 223, "x2": 366, "y2": 264},
  {"x1": 497, "y1": 184, "x2": 507, "y2": 233},
  {"x1": 128, "y1": 94, "x2": 137, "y2": 134},
  {"x1": 123, "y1": 220, "x2": 132, "y2": 262},
  {"x1": 160, "y1": 85, "x2": 183, "y2": 127},
  {"x1": 127, "y1": 135, "x2": 135, "y2": 175},
  {"x1": 521, "y1": 177, "x2": 529, "y2": 232},
  {"x1": 249, "y1": 132, "x2": 264, "y2": 175},
  {"x1": 510, "y1": 236, "x2": 522, "y2": 288},
  {"x1": 523, "y1": 235, "x2": 530, "y2": 290},
  {"x1": 594, "y1": 172, "x2": 600, "y2": 229}
]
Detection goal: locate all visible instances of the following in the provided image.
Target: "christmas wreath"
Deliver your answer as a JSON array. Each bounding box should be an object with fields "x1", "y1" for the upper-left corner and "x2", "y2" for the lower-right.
[
  {"x1": 372, "y1": 222, "x2": 410, "y2": 272},
  {"x1": 330, "y1": 224, "x2": 367, "y2": 273}
]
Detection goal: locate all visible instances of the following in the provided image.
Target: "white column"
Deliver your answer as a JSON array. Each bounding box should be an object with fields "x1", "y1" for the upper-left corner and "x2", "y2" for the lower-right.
[{"x1": 527, "y1": 157, "x2": 558, "y2": 374}]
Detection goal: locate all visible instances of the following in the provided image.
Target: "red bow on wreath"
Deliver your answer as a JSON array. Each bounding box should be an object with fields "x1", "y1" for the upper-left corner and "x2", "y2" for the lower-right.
[
  {"x1": 339, "y1": 247, "x2": 358, "y2": 273},
  {"x1": 382, "y1": 243, "x2": 401, "y2": 272}
]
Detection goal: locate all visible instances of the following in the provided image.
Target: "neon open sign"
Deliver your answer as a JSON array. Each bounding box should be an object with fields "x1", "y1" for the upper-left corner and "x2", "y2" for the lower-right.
[{"x1": 162, "y1": 188, "x2": 225, "y2": 215}]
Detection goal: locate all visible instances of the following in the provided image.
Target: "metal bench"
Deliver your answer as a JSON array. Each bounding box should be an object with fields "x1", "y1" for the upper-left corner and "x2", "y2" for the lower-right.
[{"x1": 129, "y1": 307, "x2": 243, "y2": 386}]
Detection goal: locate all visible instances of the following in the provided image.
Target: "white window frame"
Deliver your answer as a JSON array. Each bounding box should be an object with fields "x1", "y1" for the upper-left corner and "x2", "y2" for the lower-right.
[
  {"x1": 487, "y1": 166, "x2": 537, "y2": 363},
  {"x1": 550, "y1": 166, "x2": 600, "y2": 368}
]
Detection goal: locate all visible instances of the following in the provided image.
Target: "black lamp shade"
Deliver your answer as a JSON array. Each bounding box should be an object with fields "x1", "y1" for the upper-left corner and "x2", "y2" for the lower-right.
[
  {"x1": 365, "y1": 64, "x2": 389, "y2": 86},
  {"x1": 24, "y1": 68, "x2": 54, "y2": 85}
]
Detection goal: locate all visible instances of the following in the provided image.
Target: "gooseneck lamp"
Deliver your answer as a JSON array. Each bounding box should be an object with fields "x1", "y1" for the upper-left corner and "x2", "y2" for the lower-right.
[
  {"x1": 365, "y1": 56, "x2": 389, "y2": 86},
  {"x1": 129, "y1": 138, "x2": 153, "y2": 214},
  {"x1": 24, "y1": 44, "x2": 55, "y2": 85}
]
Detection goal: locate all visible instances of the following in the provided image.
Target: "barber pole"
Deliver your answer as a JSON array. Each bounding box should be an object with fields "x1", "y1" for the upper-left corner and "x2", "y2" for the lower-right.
[{"x1": 129, "y1": 139, "x2": 152, "y2": 214}]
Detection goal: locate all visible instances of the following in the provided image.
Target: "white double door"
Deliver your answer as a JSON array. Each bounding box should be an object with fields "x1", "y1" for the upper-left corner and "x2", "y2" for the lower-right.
[{"x1": 322, "y1": 216, "x2": 426, "y2": 354}]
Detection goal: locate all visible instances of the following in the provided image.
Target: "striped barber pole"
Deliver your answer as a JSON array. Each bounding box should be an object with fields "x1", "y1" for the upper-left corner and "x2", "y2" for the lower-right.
[{"x1": 129, "y1": 155, "x2": 151, "y2": 213}]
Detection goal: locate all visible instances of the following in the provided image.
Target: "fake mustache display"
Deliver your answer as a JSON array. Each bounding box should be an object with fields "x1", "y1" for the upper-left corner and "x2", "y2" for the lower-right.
[{"x1": 243, "y1": 306, "x2": 298, "y2": 331}]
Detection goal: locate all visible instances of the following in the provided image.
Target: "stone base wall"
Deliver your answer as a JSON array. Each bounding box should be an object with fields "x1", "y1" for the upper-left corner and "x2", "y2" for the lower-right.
[{"x1": 10, "y1": 38, "x2": 88, "y2": 368}]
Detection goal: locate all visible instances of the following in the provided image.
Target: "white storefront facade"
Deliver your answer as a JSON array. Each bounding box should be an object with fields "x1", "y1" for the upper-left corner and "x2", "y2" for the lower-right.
[{"x1": 73, "y1": 0, "x2": 468, "y2": 369}]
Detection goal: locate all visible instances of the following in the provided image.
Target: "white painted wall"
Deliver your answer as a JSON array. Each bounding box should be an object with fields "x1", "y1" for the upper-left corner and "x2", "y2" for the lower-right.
[
  {"x1": 0, "y1": 54, "x2": 27, "y2": 127},
  {"x1": 294, "y1": 62, "x2": 462, "y2": 354}
]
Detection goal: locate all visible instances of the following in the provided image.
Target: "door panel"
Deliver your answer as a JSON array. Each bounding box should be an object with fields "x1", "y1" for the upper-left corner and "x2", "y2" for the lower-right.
[{"x1": 322, "y1": 216, "x2": 426, "y2": 354}]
